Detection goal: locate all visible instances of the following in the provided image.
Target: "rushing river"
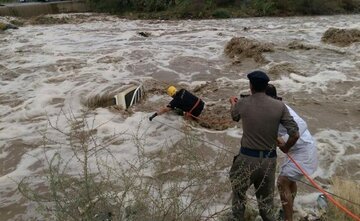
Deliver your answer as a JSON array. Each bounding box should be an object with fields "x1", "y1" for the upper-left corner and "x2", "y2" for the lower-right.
[{"x1": 0, "y1": 13, "x2": 359, "y2": 220}]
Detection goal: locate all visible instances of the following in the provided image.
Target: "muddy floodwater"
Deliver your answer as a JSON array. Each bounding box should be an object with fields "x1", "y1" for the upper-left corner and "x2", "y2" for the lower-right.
[{"x1": 0, "y1": 13, "x2": 360, "y2": 220}]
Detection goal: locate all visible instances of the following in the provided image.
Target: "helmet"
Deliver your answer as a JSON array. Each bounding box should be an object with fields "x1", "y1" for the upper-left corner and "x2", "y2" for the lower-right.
[{"x1": 167, "y1": 86, "x2": 177, "y2": 97}]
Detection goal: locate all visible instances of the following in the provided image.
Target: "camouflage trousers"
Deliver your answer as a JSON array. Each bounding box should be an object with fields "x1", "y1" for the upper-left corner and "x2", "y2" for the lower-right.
[{"x1": 229, "y1": 153, "x2": 277, "y2": 221}]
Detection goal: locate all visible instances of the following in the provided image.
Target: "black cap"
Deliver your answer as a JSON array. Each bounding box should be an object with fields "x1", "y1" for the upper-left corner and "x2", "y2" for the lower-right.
[
  {"x1": 265, "y1": 84, "x2": 277, "y2": 98},
  {"x1": 265, "y1": 84, "x2": 282, "y2": 100},
  {"x1": 247, "y1": 70, "x2": 270, "y2": 83},
  {"x1": 247, "y1": 71, "x2": 270, "y2": 91}
]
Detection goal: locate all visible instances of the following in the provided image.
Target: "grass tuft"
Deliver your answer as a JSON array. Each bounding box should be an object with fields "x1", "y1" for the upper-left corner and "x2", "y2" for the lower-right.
[{"x1": 326, "y1": 177, "x2": 360, "y2": 221}]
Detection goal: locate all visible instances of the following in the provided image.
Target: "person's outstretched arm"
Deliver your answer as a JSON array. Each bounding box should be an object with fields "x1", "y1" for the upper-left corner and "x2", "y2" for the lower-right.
[
  {"x1": 229, "y1": 96, "x2": 240, "y2": 122},
  {"x1": 157, "y1": 107, "x2": 171, "y2": 115},
  {"x1": 149, "y1": 107, "x2": 172, "y2": 121}
]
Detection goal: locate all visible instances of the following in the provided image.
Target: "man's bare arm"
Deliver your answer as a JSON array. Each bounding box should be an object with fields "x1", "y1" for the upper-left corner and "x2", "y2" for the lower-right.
[
  {"x1": 157, "y1": 107, "x2": 171, "y2": 115},
  {"x1": 229, "y1": 96, "x2": 241, "y2": 122},
  {"x1": 277, "y1": 132, "x2": 299, "y2": 153}
]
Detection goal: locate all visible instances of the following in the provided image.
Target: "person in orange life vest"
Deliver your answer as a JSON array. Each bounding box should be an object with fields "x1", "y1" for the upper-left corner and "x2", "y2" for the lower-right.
[{"x1": 149, "y1": 86, "x2": 205, "y2": 121}]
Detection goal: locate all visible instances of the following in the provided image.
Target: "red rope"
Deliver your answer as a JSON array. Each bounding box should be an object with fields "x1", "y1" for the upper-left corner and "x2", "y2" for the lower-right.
[
  {"x1": 287, "y1": 153, "x2": 360, "y2": 221},
  {"x1": 185, "y1": 98, "x2": 201, "y2": 119}
]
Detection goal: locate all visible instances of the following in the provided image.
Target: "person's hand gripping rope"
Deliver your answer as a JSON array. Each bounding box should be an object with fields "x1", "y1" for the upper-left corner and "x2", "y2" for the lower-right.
[{"x1": 229, "y1": 96, "x2": 238, "y2": 105}]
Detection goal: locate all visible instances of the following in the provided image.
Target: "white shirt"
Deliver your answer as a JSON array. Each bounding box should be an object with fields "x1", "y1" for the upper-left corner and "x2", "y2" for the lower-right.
[
  {"x1": 278, "y1": 105, "x2": 314, "y2": 152},
  {"x1": 278, "y1": 105, "x2": 318, "y2": 176}
]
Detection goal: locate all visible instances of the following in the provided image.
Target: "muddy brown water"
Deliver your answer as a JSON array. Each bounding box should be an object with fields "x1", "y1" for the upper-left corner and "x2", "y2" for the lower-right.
[{"x1": 0, "y1": 14, "x2": 360, "y2": 220}]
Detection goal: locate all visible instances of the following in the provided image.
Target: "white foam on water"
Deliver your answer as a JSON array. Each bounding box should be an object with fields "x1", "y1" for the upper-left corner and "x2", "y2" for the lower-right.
[
  {"x1": 294, "y1": 192, "x2": 321, "y2": 217},
  {"x1": 0, "y1": 147, "x2": 45, "y2": 186},
  {"x1": 275, "y1": 70, "x2": 347, "y2": 93},
  {"x1": 1, "y1": 13, "x2": 360, "y2": 220},
  {"x1": 313, "y1": 129, "x2": 360, "y2": 179},
  {"x1": 147, "y1": 94, "x2": 164, "y2": 102},
  {"x1": 226, "y1": 127, "x2": 243, "y2": 139}
]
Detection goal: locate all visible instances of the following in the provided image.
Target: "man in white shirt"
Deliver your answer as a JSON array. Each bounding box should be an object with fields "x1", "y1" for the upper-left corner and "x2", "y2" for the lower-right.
[{"x1": 266, "y1": 84, "x2": 318, "y2": 221}]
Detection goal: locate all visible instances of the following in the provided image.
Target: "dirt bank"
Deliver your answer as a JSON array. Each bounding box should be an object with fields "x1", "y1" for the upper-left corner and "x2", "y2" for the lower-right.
[
  {"x1": 224, "y1": 37, "x2": 274, "y2": 63},
  {"x1": 321, "y1": 28, "x2": 360, "y2": 47}
]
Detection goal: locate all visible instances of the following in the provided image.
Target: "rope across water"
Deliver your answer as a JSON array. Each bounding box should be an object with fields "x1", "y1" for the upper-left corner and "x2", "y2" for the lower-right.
[{"x1": 152, "y1": 117, "x2": 360, "y2": 218}]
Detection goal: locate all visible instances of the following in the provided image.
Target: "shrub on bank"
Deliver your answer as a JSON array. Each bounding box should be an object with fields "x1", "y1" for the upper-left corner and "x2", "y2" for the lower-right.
[
  {"x1": 212, "y1": 8, "x2": 232, "y2": 18},
  {"x1": 86, "y1": 0, "x2": 360, "y2": 18},
  {"x1": 0, "y1": 0, "x2": 15, "y2": 3},
  {"x1": 326, "y1": 177, "x2": 360, "y2": 221},
  {"x1": 18, "y1": 111, "x2": 234, "y2": 220}
]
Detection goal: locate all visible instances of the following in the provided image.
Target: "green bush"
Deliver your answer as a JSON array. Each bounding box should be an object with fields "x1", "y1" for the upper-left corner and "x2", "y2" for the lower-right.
[
  {"x1": 251, "y1": 0, "x2": 277, "y2": 16},
  {"x1": 304, "y1": 0, "x2": 343, "y2": 14},
  {"x1": 274, "y1": 0, "x2": 346, "y2": 15},
  {"x1": 212, "y1": 8, "x2": 232, "y2": 18},
  {"x1": 86, "y1": 0, "x2": 121, "y2": 13},
  {"x1": 176, "y1": 0, "x2": 209, "y2": 18},
  {"x1": 0, "y1": 0, "x2": 16, "y2": 3},
  {"x1": 214, "y1": 0, "x2": 236, "y2": 6},
  {"x1": 85, "y1": 0, "x2": 360, "y2": 17},
  {"x1": 87, "y1": 0, "x2": 175, "y2": 13},
  {"x1": 341, "y1": 0, "x2": 360, "y2": 12},
  {"x1": 130, "y1": 0, "x2": 169, "y2": 12}
]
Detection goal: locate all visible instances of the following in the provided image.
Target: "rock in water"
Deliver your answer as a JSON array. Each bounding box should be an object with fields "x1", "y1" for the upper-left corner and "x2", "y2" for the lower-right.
[
  {"x1": 316, "y1": 194, "x2": 328, "y2": 213},
  {"x1": 0, "y1": 21, "x2": 18, "y2": 31},
  {"x1": 6, "y1": 23, "x2": 18, "y2": 29}
]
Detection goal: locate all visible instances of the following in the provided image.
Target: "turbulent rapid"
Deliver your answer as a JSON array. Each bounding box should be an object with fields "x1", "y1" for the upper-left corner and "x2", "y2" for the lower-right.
[{"x1": 0, "y1": 13, "x2": 359, "y2": 220}]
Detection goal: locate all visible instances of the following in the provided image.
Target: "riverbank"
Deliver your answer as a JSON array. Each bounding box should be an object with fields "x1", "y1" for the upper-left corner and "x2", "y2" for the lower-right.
[
  {"x1": 86, "y1": 0, "x2": 360, "y2": 19},
  {"x1": 0, "y1": 0, "x2": 89, "y2": 17},
  {"x1": 1, "y1": 0, "x2": 359, "y2": 19}
]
